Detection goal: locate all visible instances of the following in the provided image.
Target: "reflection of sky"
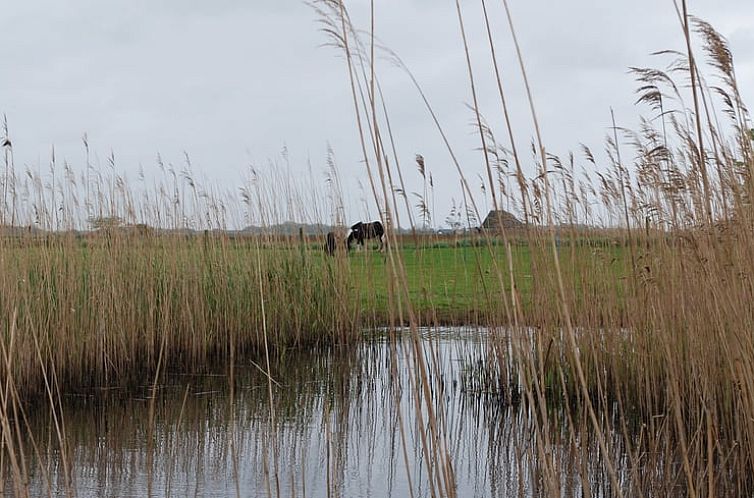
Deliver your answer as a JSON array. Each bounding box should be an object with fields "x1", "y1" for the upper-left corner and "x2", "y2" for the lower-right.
[
  {"x1": 2, "y1": 1, "x2": 753, "y2": 228},
  {"x1": 18, "y1": 327, "x2": 691, "y2": 497},
  {"x1": 17, "y1": 329, "x2": 536, "y2": 497}
]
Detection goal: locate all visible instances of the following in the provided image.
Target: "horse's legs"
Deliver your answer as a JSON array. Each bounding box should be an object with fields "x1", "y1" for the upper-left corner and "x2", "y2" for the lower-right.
[{"x1": 346, "y1": 231, "x2": 356, "y2": 252}]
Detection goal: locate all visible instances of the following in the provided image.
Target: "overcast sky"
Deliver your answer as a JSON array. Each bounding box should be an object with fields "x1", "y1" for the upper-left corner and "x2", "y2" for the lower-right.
[{"x1": 2, "y1": 0, "x2": 753, "y2": 228}]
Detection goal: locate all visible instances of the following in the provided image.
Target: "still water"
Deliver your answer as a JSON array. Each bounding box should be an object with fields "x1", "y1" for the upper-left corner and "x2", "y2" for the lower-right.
[{"x1": 19, "y1": 328, "x2": 624, "y2": 497}]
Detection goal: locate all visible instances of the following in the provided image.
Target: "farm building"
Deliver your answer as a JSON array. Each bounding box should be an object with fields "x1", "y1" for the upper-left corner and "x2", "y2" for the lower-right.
[{"x1": 480, "y1": 209, "x2": 524, "y2": 231}]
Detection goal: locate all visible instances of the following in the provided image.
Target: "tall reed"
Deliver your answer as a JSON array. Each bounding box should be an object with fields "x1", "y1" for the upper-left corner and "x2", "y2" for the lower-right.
[
  {"x1": 2, "y1": 0, "x2": 754, "y2": 495},
  {"x1": 314, "y1": 0, "x2": 754, "y2": 494},
  {"x1": 0, "y1": 153, "x2": 363, "y2": 404}
]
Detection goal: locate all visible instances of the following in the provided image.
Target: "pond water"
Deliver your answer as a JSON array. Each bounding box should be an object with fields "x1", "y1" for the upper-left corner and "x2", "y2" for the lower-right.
[{"x1": 15, "y1": 328, "x2": 633, "y2": 497}]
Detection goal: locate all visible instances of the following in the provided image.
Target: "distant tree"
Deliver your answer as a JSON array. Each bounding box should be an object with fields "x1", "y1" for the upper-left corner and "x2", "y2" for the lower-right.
[
  {"x1": 89, "y1": 216, "x2": 124, "y2": 231},
  {"x1": 445, "y1": 201, "x2": 464, "y2": 233}
]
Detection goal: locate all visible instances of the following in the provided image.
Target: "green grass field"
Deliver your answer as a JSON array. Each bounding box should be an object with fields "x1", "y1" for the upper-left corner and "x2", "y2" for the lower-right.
[{"x1": 340, "y1": 238, "x2": 630, "y2": 324}]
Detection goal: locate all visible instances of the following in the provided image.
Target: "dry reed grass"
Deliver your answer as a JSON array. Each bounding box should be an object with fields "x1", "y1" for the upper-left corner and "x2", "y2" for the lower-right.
[
  {"x1": 1, "y1": 0, "x2": 754, "y2": 495},
  {"x1": 313, "y1": 0, "x2": 754, "y2": 495}
]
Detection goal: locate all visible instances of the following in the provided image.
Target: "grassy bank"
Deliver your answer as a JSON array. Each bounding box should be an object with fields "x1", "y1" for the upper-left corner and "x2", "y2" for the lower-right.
[
  {"x1": 0, "y1": 232, "x2": 359, "y2": 402},
  {"x1": 0, "y1": 227, "x2": 632, "y2": 401}
]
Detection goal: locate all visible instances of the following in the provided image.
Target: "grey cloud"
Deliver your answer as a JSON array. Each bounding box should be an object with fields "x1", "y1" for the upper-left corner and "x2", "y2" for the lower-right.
[{"x1": 1, "y1": 0, "x2": 752, "y2": 226}]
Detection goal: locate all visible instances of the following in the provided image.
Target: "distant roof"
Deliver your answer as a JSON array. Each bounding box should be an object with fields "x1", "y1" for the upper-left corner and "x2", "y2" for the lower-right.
[{"x1": 480, "y1": 210, "x2": 524, "y2": 230}]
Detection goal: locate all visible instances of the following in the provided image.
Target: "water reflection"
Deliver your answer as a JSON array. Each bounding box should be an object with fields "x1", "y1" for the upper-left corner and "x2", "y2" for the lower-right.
[{"x1": 12, "y1": 328, "x2": 693, "y2": 497}]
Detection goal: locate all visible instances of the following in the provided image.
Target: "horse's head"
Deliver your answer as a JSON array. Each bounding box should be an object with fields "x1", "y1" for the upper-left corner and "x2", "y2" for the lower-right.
[{"x1": 324, "y1": 231, "x2": 337, "y2": 256}]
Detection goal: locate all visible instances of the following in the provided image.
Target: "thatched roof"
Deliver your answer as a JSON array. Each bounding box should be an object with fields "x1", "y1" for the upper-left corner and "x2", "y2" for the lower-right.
[{"x1": 480, "y1": 210, "x2": 524, "y2": 231}]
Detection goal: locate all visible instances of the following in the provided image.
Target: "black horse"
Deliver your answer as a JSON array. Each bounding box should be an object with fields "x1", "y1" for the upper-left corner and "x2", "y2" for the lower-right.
[
  {"x1": 347, "y1": 220, "x2": 385, "y2": 251},
  {"x1": 324, "y1": 231, "x2": 338, "y2": 256}
]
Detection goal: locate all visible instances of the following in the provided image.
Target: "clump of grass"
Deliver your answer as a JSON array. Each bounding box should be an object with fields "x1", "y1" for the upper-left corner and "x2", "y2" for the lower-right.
[{"x1": 465, "y1": 5, "x2": 754, "y2": 495}]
